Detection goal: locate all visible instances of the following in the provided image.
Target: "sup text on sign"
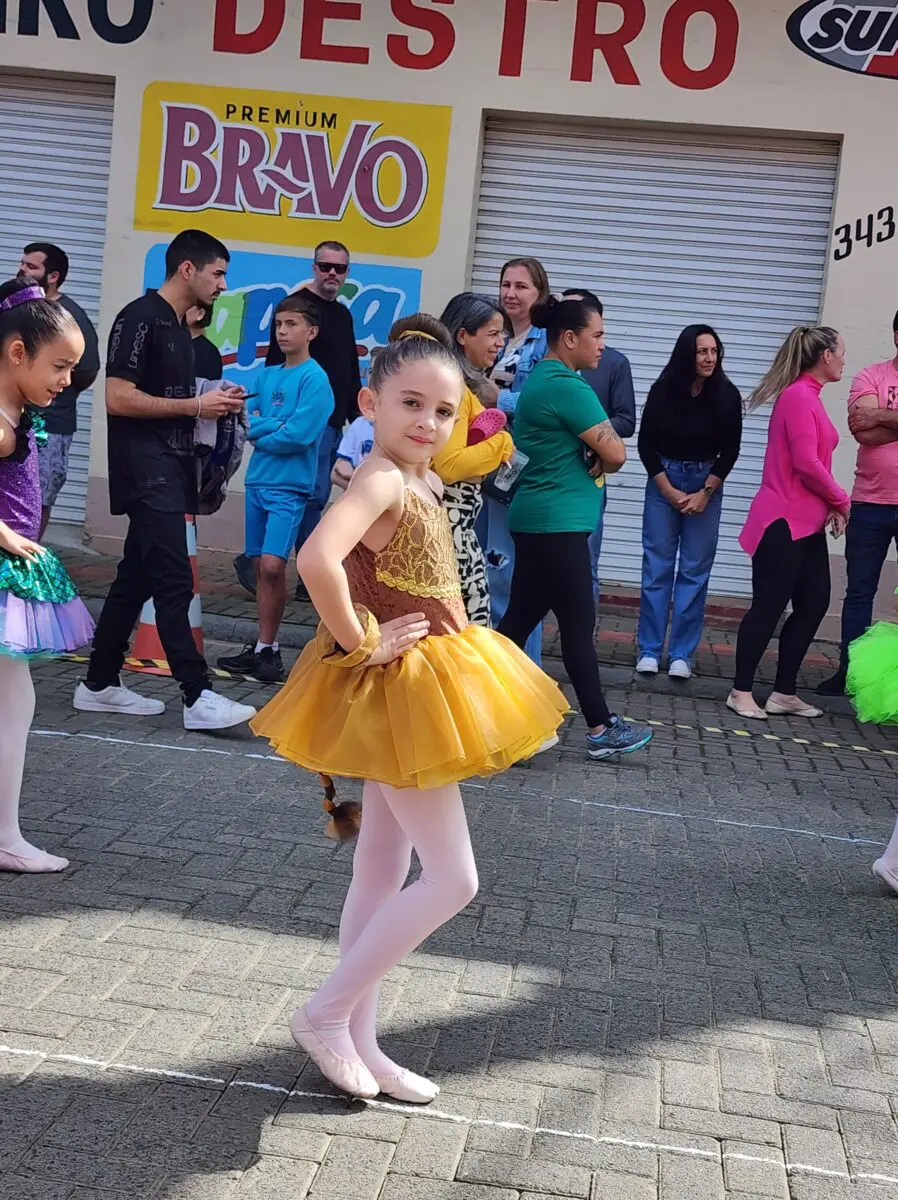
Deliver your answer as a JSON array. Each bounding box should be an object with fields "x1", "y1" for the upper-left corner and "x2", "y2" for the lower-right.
[
  {"x1": 788, "y1": 0, "x2": 898, "y2": 78},
  {"x1": 134, "y1": 83, "x2": 451, "y2": 257}
]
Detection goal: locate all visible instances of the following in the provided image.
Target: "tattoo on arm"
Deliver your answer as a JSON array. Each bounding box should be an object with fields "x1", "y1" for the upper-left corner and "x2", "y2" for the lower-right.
[
  {"x1": 593, "y1": 420, "x2": 623, "y2": 450},
  {"x1": 583, "y1": 419, "x2": 626, "y2": 474}
]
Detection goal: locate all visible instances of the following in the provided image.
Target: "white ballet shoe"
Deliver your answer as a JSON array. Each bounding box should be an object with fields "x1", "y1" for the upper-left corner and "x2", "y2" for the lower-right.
[
  {"x1": 764, "y1": 697, "x2": 822, "y2": 718},
  {"x1": 872, "y1": 859, "x2": 898, "y2": 896},
  {"x1": 0, "y1": 847, "x2": 69, "y2": 874},
  {"x1": 290, "y1": 1006, "x2": 379, "y2": 1099},
  {"x1": 726, "y1": 693, "x2": 767, "y2": 721},
  {"x1": 374, "y1": 1068, "x2": 440, "y2": 1104}
]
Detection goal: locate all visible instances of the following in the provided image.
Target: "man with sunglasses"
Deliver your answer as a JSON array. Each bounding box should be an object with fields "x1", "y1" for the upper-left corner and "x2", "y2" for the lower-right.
[{"x1": 234, "y1": 240, "x2": 361, "y2": 599}]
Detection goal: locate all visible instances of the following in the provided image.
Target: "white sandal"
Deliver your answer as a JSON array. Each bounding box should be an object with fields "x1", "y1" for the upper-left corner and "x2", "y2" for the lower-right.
[{"x1": 726, "y1": 694, "x2": 768, "y2": 721}]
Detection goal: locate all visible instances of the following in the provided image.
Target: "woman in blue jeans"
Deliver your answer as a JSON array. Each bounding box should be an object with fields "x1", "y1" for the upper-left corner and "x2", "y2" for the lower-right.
[{"x1": 636, "y1": 325, "x2": 743, "y2": 680}]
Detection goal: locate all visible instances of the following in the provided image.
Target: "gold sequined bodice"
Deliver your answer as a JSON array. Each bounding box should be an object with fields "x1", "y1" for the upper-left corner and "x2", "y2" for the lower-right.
[{"x1": 344, "y1": 488, "x2": 467, "y2": 635}]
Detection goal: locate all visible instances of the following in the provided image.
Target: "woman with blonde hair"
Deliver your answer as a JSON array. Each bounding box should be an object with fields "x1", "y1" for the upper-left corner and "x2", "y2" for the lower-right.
[{"x1": 728, "y1": 326, "x2": 851, "y2": 720}]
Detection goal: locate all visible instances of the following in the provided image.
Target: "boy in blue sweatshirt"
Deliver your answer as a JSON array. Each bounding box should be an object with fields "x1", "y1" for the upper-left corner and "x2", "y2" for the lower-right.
[{"x1": 219, "y1": 294, "x2": 334, "y2": 682}]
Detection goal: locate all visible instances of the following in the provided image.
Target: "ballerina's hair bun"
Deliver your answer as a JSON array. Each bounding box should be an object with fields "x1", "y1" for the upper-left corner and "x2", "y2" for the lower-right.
[
  {"x1": 369, "y1": 315, "x2": 463, "y2": 392},
  {"x1": 0, "y1": 277, "x2": 77, "y2": 354}
]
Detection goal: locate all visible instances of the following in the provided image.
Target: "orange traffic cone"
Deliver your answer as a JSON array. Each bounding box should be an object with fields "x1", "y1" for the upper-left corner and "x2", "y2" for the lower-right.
[{"x1": 125, "y1": 515, "x2": 204, "y2": 677}]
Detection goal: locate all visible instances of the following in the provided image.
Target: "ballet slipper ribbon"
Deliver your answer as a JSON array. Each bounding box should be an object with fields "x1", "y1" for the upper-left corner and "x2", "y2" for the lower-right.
[{"x1": 315, "y1": 604, "x2": 380, "y2": 669}]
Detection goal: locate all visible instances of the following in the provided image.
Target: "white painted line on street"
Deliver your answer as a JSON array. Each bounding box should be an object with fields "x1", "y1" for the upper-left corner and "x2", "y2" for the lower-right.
[
  {"x1": 465, "y1": 781, "x2": 888, "y2": 847},
  {"x1": 31, "y1": 728, "x2": 287, "y2": 763},
  {"x1": 29, "y1": 728, "x2": 889, "y2": 849},
  {"x1": 0, "y1": 1043, "x2": 894, "y2": 1187},
  {"x1": 576, "y1": 798, "x2": 888, "y2": 848}
]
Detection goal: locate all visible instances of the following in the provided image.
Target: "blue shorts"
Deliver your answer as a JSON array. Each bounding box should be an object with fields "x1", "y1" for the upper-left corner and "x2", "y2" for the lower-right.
[{"x1": 244, "y1": 488, "x2": 307, "y2": 561}]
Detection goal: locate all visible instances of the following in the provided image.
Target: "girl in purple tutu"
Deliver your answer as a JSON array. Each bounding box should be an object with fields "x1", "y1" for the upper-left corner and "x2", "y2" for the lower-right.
[{"x1": 0, "y1": 278, "x2": 95, "y2": 873}]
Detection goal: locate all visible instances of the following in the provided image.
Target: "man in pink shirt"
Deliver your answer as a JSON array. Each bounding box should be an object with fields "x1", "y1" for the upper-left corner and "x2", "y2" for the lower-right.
[{"x1": 818, "y1": 311, "x2": 898, "y2": 696}]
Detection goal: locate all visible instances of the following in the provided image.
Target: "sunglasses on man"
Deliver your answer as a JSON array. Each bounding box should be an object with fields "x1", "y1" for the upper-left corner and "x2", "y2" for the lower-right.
[{"x1": 315, "y1": 261, "x2": 349, "y2": 275}]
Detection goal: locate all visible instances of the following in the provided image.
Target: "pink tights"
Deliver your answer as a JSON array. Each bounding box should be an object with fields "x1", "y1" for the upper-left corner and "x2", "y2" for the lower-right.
[
  {"x1": 0, "y1": 656, "x2": 67, "y2": 872},
  {"x1": 305, "y1": 779, "x2": 478, "y2": 1075}
]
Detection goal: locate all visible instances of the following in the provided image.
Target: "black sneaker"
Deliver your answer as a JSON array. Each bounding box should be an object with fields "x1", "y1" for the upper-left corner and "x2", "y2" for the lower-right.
[
  {"x1": 815, "y1": 672, "x2": 847, "y2": 697},
  {"x1": 217, "y1": 643, "x2": 257, "y2": 674},
  {"x1": 295, "y1": 580, "x2": 311, "y2": 603},
  {"x1": 254, "y1": 646, "x2": 284, "y2": 683},
  {"x1": 234, "y1": 554, "x2": 257, "y2": 598}
]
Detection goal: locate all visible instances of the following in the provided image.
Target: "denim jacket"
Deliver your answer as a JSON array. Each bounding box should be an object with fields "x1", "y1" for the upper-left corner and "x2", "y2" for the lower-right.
[{"x1": 496, "y1": 327, "x2": 548, "y2": 416}]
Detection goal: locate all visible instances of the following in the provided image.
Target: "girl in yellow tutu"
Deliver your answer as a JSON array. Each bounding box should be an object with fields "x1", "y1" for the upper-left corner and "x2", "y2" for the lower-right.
[{"x1": 251, "y1": 330, "x2": 567, "y2": 1103}]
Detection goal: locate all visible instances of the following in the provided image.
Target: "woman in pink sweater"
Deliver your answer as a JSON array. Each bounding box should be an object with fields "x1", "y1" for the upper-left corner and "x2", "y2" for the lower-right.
[{"x1": 728, "y1": 327, "x2": 851, "y2": 720}]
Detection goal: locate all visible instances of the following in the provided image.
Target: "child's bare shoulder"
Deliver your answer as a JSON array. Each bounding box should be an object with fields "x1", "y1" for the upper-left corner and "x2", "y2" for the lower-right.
[{"x1": 346, "y1": 456, "x2": 405, "y2": 503}]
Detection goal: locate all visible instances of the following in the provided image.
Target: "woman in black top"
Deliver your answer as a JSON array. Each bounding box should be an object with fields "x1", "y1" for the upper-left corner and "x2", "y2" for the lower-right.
[{"x1": 636, "y1": 325, "x2": 742, "y2": 680}]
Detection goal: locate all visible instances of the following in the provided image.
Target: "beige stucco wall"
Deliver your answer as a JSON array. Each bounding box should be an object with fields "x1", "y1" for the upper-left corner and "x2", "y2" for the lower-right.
[{"x1": 3, "y1": 0, "x2": 898, "y2": 613}]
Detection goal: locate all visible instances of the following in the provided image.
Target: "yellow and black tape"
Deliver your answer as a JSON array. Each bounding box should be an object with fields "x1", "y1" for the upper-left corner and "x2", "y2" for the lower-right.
[{"x1": 635, "y1": 717, "x2": 898, "y2": 764}]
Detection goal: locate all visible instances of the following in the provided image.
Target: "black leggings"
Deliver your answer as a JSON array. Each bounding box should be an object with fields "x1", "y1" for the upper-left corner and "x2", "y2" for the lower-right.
[
  {"x1": 498, "y1": 531, "x2": 612, "y2": 729},
  {"x1": 734, "y1": 520, "x2": 830, "y2": 694}
]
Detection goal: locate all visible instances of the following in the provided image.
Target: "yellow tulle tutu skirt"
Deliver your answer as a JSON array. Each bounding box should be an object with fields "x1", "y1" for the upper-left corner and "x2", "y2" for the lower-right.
[{"x1": 251, "y1": 624, "x2": 570, "y2": 791}]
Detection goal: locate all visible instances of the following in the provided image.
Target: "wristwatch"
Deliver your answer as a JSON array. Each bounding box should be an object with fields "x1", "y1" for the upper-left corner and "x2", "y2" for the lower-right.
[{"x1": 702, "y1": 485, "x2": 715, "y2": 498}]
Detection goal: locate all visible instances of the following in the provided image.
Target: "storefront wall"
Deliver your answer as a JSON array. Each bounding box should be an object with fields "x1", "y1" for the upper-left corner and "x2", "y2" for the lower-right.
[{"x1": 1, "y1": 1, "x2": 896, "y2": 609}]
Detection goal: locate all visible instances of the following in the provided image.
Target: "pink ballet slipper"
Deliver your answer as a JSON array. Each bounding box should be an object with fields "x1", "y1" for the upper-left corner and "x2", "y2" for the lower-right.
[
  {"x1": 290, "y1": 1006, "x2": 379, "y2": 1099},
  {"x1": 0, "y1": 847, "x2": 69, "y2": 874},
  {"x1": 374, "y1": 1068, "x2": 440, "y2": 1104}
]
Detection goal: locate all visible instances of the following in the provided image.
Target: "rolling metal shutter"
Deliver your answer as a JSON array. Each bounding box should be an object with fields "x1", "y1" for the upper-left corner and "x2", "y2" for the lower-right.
[
  {"x1": 0, "y1": 72, "x2": 114, "y2": 526},
  {"x1": 472, "y1": 119, "x2": 839, "y2": 596}
]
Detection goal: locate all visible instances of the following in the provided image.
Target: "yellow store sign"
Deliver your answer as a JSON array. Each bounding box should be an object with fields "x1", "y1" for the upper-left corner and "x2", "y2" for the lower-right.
[{"x1": 135, "y1": 82, "x2": 452, "y2": 258}]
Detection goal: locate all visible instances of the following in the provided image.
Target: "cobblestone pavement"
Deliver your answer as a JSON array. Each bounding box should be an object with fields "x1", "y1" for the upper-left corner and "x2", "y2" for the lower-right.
[{"x1": 3, "y1": 647, "x2": 898, "y2": 1199}]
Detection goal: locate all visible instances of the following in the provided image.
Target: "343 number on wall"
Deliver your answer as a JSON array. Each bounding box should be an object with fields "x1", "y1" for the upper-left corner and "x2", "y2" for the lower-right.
[{"x1": 833, "y1": 207, "x2": 896, "y2": 261}]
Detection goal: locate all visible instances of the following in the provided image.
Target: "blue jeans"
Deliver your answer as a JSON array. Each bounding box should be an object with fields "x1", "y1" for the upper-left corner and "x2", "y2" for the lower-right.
[
  {"x1": 481, "y1": 496, "x2": 542, "y2": 664},
  {"x1": 839, "y1": 501, "x2": 898, "y2": 673},
  {"x1": 295, "y1": 424, "x2": 340, "y2": 552},
  {"x1": 637, "y1": 459, "x2": 723, "y2": 665}
]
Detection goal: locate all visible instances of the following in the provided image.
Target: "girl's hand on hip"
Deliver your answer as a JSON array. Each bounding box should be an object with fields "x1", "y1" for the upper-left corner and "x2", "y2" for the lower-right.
[
  {"x1": 0, "y1": 525, "x2": 46, "y2": 562},
  {"x1": 368, "y1": 613, "x2": 430, "y2": 665}
]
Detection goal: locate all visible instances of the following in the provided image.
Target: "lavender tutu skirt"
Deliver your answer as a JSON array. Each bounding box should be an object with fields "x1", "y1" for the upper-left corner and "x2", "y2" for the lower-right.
[{"x1": 0, "y1": 546, "x2": 94, "y2": 659}]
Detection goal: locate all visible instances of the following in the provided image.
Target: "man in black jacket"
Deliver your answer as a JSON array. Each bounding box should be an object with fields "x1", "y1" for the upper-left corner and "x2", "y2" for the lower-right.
[
  {"x1": 234, "y1": 240, "x2": 361, "y2": 599},
  {"x1": 19, "y1": 242, "x2": 101, "y2": 537}
]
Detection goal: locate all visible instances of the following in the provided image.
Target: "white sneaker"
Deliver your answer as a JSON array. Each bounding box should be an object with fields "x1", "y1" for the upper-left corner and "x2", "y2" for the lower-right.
[
  {"x1": 668, "y1": 659, "x2": 692, "y2": 680},
  {"x1": 636, "y1": 656, "x2": 659, "y2": 675},
  {"x1": 74, "y1": 681, "x2": 165, "y2": 717},
  {"x1": 183, "y1": 689, "x2": 257, "y2": 731}
]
